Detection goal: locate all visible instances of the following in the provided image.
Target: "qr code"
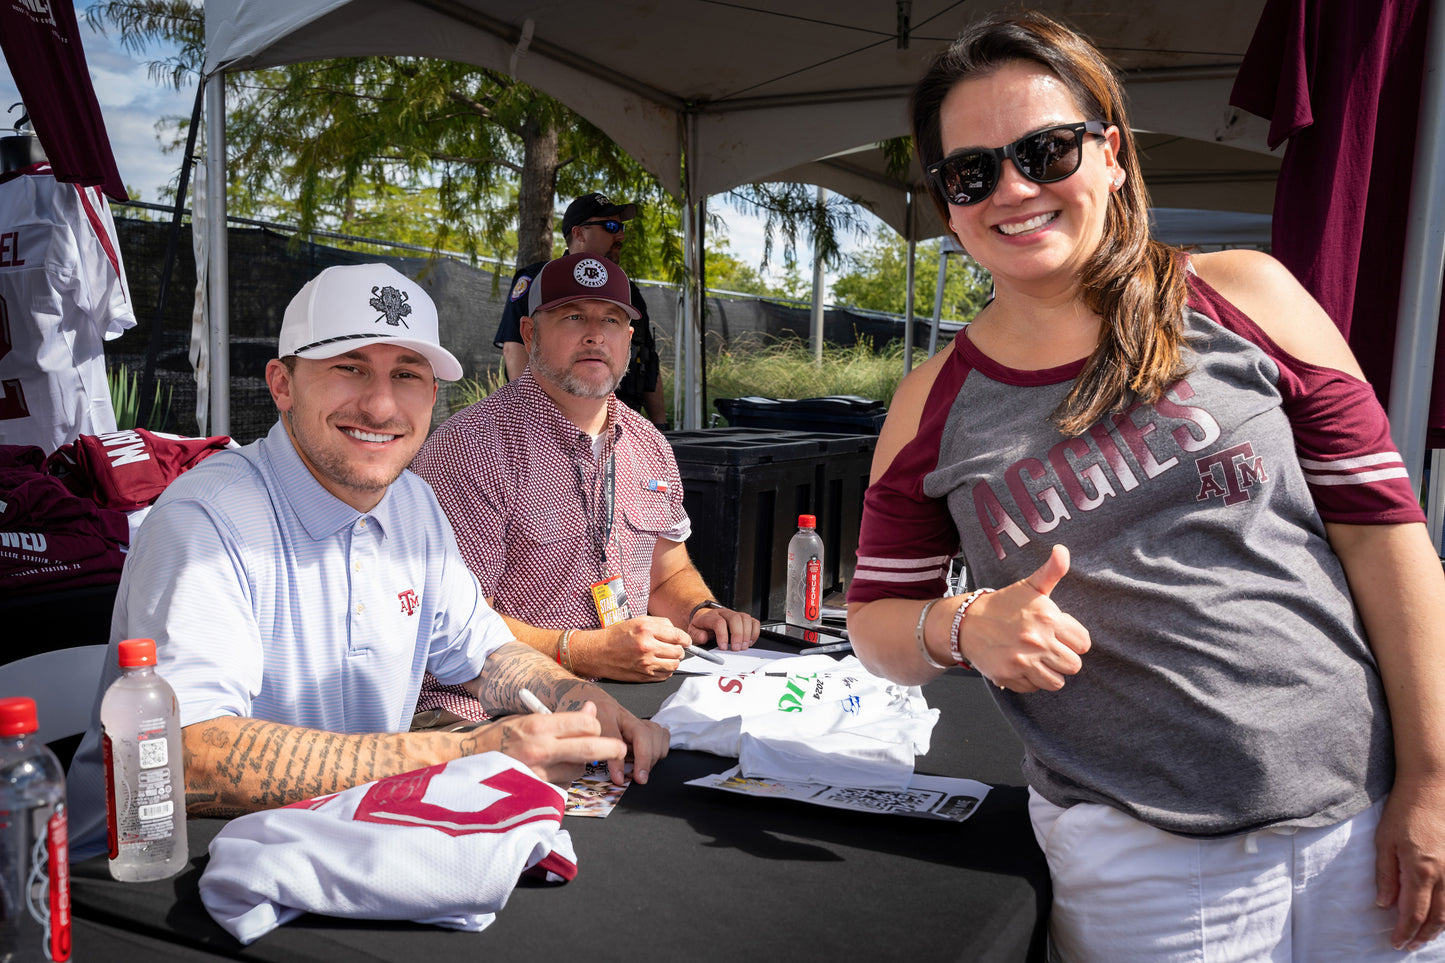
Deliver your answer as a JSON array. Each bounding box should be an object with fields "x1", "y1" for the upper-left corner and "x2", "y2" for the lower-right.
[
  {"x1": 138, "y1": 738, "x2": 169, "y2": 770},
  {"x1": 823, "y1": 787, "x2": 941, "y2": 813}
]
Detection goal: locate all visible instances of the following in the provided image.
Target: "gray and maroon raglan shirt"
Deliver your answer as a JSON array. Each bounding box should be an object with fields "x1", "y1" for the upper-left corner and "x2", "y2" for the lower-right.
[{"x1": 849, "y1": 272, "x2": 1425, "y2": 837}]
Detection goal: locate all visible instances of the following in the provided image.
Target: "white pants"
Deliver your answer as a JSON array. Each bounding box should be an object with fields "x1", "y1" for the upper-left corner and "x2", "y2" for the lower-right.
[{"x1": 1029, "y1": 791, "x2": 1445, "y2": 962}]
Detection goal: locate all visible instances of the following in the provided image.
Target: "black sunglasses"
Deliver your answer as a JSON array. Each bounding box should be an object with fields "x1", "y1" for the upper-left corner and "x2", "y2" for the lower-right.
[
  {"x1": 579, "y1": 219, "x2": 627, "y2": 234},
  {"x1": 926, "y1": 121, "x2": 1110, "y2": 206}
]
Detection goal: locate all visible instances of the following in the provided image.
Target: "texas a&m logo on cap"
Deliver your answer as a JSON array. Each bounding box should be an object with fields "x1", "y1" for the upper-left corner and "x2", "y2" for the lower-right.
[{"x1": 573, "y1": 258, "x2": 609, "y2": 288}]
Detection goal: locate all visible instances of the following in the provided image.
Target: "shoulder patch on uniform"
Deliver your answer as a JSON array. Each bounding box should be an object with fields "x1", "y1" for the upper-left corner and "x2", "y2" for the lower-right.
[{"x1": 509, "y1": 275, "x2": 532, "y2": 302}]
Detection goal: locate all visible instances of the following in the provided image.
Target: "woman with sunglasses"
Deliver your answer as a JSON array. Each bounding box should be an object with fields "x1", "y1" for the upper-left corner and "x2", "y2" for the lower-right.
[{"x1": 848, "y1": 11, "x2": 1445, "y2": 960}]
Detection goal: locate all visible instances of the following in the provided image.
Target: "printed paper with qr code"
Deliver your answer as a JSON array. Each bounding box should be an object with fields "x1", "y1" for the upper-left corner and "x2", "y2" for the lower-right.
[{"x1": 685, "y1": 767, "x2": 991, "y2": 821}]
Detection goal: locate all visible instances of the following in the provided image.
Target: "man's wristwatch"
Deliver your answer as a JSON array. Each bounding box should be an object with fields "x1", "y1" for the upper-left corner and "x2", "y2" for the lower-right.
[{"x1": 688, "y1": 599, "x2": 725, "y2": 624}]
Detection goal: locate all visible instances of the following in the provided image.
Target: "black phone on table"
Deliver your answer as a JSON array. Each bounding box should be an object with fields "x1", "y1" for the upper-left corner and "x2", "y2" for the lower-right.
[{"x1": 758, "y1": 621, "x2": 849, "y2": 647}]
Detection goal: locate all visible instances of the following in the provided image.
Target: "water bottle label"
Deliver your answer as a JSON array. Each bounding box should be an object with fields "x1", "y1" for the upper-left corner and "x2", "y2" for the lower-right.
[
  {"x1": 135, "y1": 767, "x2": 178, "y2": 841},
  {"x1": 805, "y1": 556, "x2": 821, "y2": 621},
  {"x1": 139, "y1": 737, "x2": 168, "y2": 770},
  {"x1": 46, "y1": 809, "x2": 71, "y2": 961},
  {"x1": 138, "y1": 799, "x2": 174, "y2": 821},
  {"x1": 104, "y1": 725, "x2": 181, "y2": 850},
  {"x1": 102, "y1": 731, "x2": 119, "y2": 860}
]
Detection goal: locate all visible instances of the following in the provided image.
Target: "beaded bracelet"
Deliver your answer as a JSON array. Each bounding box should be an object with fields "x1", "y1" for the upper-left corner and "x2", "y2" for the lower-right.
[
  {"x1": 558, "y1": 628, "x2": 576, "y2": 674},
  {"x1": 914, "y1": 597, "x2": 949, "y2": 670},
  {"x1": 948, "y1": 588, "x2": 994, "y2": 667}
]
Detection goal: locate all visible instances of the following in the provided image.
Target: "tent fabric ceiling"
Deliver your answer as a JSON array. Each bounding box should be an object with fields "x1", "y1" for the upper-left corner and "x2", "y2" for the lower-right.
[{"x1": 202, "y1": 0, "x2": 1274, "y2": 201}]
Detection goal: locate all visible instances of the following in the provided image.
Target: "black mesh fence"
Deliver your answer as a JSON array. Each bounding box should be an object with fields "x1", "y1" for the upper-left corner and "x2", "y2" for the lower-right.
[{"x1": 106, "y1": 217, "x2": 955, "y2": 444}]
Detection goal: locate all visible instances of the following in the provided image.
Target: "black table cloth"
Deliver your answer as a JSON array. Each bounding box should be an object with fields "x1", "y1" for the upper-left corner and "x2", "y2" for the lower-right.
[{"x1": 69, "y1": 660, "x2": 1049, "y2": 961}]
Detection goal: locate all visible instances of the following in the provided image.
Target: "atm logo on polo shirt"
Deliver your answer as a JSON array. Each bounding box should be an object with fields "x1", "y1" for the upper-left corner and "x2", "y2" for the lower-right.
[{"x1": 398, "y1": 589, "x2": 419, "y2": 616}]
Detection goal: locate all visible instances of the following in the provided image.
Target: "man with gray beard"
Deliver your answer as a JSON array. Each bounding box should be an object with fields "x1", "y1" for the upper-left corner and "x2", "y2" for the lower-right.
[{"x1": 411, "y1": 253, "x2": 757, "y2": 723}]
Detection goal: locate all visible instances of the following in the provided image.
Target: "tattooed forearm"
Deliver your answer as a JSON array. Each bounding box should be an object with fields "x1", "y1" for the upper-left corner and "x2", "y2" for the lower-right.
[
  {"x1": 182, "y1": 716, "x2": 447, "y2": 818},
  {"x1": 469, "y1": 641, "x2": 594, "y2": 714}
]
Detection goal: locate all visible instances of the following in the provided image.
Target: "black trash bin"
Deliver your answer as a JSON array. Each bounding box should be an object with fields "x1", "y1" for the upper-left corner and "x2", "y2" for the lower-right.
[
  {"x1": 665, "y1": 427, "x2": 876, "y2": 620},
  {"x1": 713, "y1": 395, "x2": 888, "y2": 435}
]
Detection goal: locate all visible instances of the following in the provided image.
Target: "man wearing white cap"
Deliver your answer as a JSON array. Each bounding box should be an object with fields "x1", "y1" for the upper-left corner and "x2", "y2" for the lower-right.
[
  {"x1": 65, "y1": 262, "x2": 669, "y2": 859},
  {"x1": 413, "y1": 253, "x2": 758, "y2": 721}
]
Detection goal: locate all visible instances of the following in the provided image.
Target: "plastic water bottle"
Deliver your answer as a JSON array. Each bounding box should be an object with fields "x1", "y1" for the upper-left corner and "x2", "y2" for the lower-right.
[
  {"x1": 785, "y1": 514, "x2": 825, "y2": 627},
  {"x1": 100, "y1": 639, "x2": 188, "y2": 882},
  {"x1": 0, "y1": 697, "x2": 70, "y2": 962}
]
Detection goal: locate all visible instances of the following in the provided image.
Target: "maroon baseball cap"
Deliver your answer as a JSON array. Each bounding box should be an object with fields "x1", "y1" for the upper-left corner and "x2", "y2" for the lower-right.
[{"x1": 527, "y1": 252, "x2": 641, "y2": 320}]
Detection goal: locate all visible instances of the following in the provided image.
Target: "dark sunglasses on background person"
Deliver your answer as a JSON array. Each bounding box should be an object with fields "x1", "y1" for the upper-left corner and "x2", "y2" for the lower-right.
[
  {"x1": 926, "y1": 120, "x2": 1110, "y2": 206},
  {"x1": 579, "y1": 219, "x2": 628, "y2": 234}
]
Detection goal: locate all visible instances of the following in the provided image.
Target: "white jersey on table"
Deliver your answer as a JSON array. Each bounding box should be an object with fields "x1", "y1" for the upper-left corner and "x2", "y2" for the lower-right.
[
  {"x1": 198, "y1": 751, "x2": 578, "y2": 945},
  {"x1": 0, "y1": 165, "x2": 135, "y2": 451}
]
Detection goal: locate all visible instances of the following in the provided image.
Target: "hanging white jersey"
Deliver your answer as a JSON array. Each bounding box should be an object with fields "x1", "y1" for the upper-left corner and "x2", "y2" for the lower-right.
[
  {"x1": 198, "y1": 752, "x2": 578, "y2": 945},
  {"x1": 0, "y1": 164, "x2": 135, "y2": 451}
]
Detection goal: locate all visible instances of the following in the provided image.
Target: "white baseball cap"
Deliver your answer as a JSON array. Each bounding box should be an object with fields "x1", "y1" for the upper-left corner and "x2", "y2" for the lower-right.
[{"x1": 278, "y1": 263, "x2": 463, "y2": 381}]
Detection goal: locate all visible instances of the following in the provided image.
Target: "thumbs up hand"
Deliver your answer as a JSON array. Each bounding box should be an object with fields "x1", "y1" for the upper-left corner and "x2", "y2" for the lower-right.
[{"x1": 957, "y1": 544, "x2": 1091, "y2": 693}]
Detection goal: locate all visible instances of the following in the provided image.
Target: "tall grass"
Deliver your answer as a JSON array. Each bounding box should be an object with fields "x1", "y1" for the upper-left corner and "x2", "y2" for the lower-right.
[
  {"x1": 448, "y1": 336, "x2": 928, "y2": 421},
  {"x1": 446, "y1": 359, "x2": 508, "y2": 415},
  {"x1": 678, "y1": 336, "x2": 917, "y2": 415}
]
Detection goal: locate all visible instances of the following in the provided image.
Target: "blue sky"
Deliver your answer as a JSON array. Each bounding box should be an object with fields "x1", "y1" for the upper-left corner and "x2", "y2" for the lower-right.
[{"x1": 0, "y1": 3, "x2": 865, "y2": 291}]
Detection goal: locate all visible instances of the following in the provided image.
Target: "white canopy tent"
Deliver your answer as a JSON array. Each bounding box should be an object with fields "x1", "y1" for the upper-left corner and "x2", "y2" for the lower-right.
[{"x1": 199, "y1": 0, "x2": 1277, "y2": 430}]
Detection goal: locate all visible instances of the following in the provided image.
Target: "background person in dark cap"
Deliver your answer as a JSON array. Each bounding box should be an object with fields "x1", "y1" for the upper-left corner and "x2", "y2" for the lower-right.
[{"x1": 493, "y1": 192, "x2": 666, "y2": 427}]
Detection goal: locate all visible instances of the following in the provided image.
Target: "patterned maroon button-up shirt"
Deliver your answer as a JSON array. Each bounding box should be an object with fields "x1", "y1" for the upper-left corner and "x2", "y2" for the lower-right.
[{"x1": 410, "y1": 369, "x2": 689, "y2": 720}]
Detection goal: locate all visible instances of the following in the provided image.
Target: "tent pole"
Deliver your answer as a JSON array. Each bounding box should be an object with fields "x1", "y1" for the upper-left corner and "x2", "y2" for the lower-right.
[
  {"x1": 903, "y1": 190, "x2": 917, "y2": 373},
  {"x1": 1389, "y1": 0, "x2": 1445, "y2": 493},
  {"x1": 1430, "y1": 449, "x2": 1444, "y2": 555},
  {"x1": 695, "y1": 194, "x2": 707, "y2": 425},
  {"x1": 680, "y1": 111, "x2": 703, "y2": 430},
  {"x1": 205, "y1": 72, "x2": 230, "y2": 437},
  {"x1": 674, "y1": 201, "x2": 686, "y2": 430},
  {"x1": 811, "y1": 186, "x2": 826, "y2": 363},
  {"x1": 904, "y1": 237, "x2": 917, "y2": 367},
  {"x1": 928, "y1": 243, "x2": 947, "y2": 357},
  {"x1": 680, "y1": 199, "x2": 694, "y2": 428}
]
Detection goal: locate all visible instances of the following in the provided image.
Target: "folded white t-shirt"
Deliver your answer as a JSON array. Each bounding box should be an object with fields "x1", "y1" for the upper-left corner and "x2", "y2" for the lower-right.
[
  {"x1": 653, "y1": 655, "x2": 938, "y2": 788},
  {"x1": 199, "y1": 752, "x2": 576, "y2": 944}
]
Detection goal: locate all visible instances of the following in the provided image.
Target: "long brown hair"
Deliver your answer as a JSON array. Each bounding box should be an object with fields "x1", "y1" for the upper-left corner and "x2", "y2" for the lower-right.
[{"x1": 911, "y1": 11, "x2": 1190, "y2": 436}]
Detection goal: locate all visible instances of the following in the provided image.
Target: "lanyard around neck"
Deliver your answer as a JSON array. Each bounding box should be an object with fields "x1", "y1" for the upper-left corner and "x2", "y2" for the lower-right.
[{"x1": 574, "y1": 439, "x2": 616, "y2": 575}]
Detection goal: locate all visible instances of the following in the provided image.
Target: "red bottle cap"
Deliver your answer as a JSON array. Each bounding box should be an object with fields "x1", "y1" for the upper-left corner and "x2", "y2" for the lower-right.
[
  {"x1": 0, "y1": 697, "x2": 39, "y2": 737},
  {"x1": 798, "y1": 514, "x2": 816, "y2": 528},
  {"x1": 118, "y1": 638, "x2": 158, "y2": 667}
]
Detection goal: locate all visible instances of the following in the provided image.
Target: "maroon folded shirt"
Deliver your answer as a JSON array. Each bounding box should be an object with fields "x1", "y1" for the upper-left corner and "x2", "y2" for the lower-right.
[
  {"x1": 0, "y1": 447, "x2": 130, "y2": 595},
  {"x1": 47, "y1": 429, "x2": 233, "y2": 512}
]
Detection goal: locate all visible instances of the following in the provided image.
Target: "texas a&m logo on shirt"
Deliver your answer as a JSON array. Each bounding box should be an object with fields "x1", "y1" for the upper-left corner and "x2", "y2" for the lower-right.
[{"x1": 397, "y1": 589, "x2": 419, "y2": 616}]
